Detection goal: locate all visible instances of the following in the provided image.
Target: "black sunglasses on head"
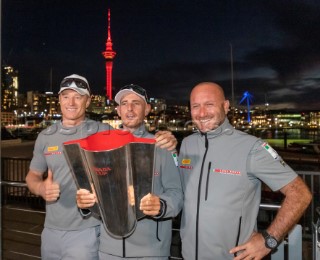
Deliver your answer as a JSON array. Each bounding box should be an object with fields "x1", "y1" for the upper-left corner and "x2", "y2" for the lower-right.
[
  {"x1": 120, "y1": 84, "x2": 148, "y2": 100},
  {"x1": 60, "y1": 78, "x2": 91, "y2": 93}
]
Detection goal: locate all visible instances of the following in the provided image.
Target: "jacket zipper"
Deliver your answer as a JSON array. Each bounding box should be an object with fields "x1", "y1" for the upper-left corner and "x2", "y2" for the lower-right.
[
  {"x1": 205, "y1": 161, "x2": 211, "y2": 200},
  {"x1": 122, "y1": 237, "x2": 126, "y2": 257},
  {"x1": 234, "y1": 216, "x2": 242, "y2": 257},
  {"x1": 195, "y1": 133, "x2": 209, "y2": 260}
]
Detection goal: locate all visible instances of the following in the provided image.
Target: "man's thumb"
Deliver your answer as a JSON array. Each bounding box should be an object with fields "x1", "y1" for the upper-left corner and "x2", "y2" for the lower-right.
[{"x1": 46, "y1": 169, "x2": 53, "y2": 183}]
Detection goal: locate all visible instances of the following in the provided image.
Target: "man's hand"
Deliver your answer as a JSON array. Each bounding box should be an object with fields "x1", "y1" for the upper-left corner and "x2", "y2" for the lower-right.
[
  {"x1": 155, "y1": 130, "x2": 177, "y2": 151},
  {"x1": 38, "y1": 169, "x2": 60, "y2": 202},
  {"x1": 76, "y1": 188, "x2": 97, "y2": 209},
  {"x1": 229, "y1": 232, "x2": 271, "y2": 260},
  {"x1": 140, "y1": 193, "x2": 161, "y2": 216},
  {"x1": 230, "y1": 176, "x2": 311, "y2": 260}
]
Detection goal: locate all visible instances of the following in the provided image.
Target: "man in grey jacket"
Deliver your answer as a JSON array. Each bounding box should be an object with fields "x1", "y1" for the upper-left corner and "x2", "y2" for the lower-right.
[
  {"x1": 179, "y1": 82, "x2": 312, "y2": 260},
  {"x1": 26, "y1": 75, "x2": 178, "y2": 260},
  {"x1": 26, "y1": 74, "x2": 111, "y2": 260},
  {"x1": 77, "y1": 84, "x2": 183, "y2": 259}
]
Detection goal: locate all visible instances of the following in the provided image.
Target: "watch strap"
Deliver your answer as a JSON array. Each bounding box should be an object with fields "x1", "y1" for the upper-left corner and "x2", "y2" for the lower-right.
[{"x1": 261, "y1": 230, "x2": 279, "y2": 250}]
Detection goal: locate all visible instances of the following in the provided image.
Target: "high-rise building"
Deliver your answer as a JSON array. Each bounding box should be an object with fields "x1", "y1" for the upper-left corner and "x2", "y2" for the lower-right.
[
  {"x1": 102, "y1": 9, "x2": 116, "y2": 100},
  {"x1": 89, "y1": 94, "x2": 107, "y2": 114},
  {"x1": 1, "y1": 66, "x2": 19, "y2": 112},
  {"x1": 27, "y1": 91, "x2": 59, "y2": 117}
]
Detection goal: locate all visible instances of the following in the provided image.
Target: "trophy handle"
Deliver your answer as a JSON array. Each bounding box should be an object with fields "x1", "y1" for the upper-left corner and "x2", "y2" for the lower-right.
[
  {"x1": 63, "y1": 143, "x2": 100, "y2": 216},
  {"x1": 129, "y1": 142, "x2": 155, "y2": 220}
]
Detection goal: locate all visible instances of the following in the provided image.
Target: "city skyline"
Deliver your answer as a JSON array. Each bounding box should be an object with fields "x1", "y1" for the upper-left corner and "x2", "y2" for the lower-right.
[{"x1": 2, "y1": 0, "x2": 320, "y2": 110}]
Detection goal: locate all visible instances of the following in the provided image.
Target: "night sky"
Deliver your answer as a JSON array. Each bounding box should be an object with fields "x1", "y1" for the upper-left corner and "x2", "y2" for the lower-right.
[{"x1": 2, "y1": 0, "x2": 320, "y2": 110}]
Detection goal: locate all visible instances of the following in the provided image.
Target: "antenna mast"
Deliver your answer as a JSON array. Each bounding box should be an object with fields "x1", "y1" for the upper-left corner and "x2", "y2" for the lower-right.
[{"x1": 230, "y1": 43, "x2": 235, "y2": 109}]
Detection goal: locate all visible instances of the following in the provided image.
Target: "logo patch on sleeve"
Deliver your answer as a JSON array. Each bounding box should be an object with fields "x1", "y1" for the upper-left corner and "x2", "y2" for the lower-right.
[
  {"x1": 171, "y1": 151, "x2": 178, "y2": 167},
  {"x1": 262, "y1": 142, "x2": 278, "y2": 159}
]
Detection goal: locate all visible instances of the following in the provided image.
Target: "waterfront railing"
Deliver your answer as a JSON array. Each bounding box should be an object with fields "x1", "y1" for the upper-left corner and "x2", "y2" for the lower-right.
[{"x1": 1, "y1": 157, "x2": 319, "y2": 259}]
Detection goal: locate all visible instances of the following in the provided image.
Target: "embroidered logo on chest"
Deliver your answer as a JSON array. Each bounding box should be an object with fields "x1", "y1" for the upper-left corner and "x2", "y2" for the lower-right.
[
  {"x1": 180, "y1": 158, "x2": 193, "y2": 170},
  {"x1": 44, "y1": 146, "x2": 62, "y2": 156},
  {"x1": 214, "y1": 168, "x2": 241, "y2": 176}
]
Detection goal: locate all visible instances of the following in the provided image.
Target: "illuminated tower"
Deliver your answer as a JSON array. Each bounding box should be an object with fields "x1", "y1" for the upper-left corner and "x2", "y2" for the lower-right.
[{"x1": 102, "y1": 9, "x2": 116, "y2": 100}]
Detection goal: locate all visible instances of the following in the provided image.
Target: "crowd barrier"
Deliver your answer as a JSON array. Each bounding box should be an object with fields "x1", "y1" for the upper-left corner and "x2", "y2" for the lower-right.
[
  {"x1": 1, "y1": 157, "x2": 319, "y2": 259},
  {"x1": 313, "y1": 207, "x2": 320, "y2": 260}
]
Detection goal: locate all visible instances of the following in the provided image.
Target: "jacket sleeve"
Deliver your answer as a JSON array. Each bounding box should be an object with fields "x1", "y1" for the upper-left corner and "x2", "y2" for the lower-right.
[{"x1": 247, "y1": 139, "x2": 297, "y2": 191}]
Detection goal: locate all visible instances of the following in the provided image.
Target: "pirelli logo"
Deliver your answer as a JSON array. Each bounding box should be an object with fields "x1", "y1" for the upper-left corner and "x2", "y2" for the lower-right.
[
  {"x1": 180, "y1": 158, "x2": 193, "y2": 169},
  {"x1": 181, "y1": 159, "x2": 191, "y2": 164},
  {"x1": 48, "y1": 146, "x2": 59, "y2": 152}
]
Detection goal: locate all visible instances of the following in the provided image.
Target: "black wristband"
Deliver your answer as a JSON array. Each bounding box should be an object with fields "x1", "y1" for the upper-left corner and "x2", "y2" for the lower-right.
[{"x1": 154, "y1": 199, "x2": 167, "y2": 219}]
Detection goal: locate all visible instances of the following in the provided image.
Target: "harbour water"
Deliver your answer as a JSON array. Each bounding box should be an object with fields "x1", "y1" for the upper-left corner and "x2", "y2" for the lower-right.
[{"x1": 170, "y1": 127, "x2": 320, "y2": 152}]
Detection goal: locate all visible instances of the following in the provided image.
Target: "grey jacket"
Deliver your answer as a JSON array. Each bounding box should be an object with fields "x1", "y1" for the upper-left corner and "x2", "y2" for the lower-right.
[
  {"x1": 30, "y1": 119, "x2": 112, "y2": 230},
  {"x1": 179, "y1": 119, "x2": 297, "y2": 259}
]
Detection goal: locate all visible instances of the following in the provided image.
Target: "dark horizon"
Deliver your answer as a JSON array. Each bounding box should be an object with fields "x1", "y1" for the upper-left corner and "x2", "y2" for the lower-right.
[{"x1": 2, "y1": 0, "x2": 320, "y2": 110}]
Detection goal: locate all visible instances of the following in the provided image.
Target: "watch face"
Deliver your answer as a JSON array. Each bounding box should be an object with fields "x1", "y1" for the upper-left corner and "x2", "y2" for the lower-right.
[{"x1": 266, "y1": 237, "x2": 278, "y2": 249}]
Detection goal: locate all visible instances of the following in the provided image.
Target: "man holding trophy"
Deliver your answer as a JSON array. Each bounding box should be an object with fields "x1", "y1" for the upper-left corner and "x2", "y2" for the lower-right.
[
  {"x1": 26, "y1": 75, "x2": 179, "y2": 260},
  {"x1": 77, "y1": 84, "x2": 183, "y2": 259}
]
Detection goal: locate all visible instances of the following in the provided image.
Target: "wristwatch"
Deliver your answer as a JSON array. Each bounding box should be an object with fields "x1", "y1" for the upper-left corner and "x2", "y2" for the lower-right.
[{"x1": 261, "y1": 230, "x2": 279, "y2": 250}]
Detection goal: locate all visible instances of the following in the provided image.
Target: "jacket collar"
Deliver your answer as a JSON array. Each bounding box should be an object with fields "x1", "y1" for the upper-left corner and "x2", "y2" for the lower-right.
[
  {"x1": 198, "y1": 118, "x2": 234, "y2": 139},
  {"x1": 131, "y1": 123, "x2": 148, "y2": 138}
]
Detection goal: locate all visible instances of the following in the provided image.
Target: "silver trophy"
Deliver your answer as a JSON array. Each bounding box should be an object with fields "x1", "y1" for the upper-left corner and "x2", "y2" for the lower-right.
[{"x1": 63, "y1": 130, "x2": 156, "y2": 238}]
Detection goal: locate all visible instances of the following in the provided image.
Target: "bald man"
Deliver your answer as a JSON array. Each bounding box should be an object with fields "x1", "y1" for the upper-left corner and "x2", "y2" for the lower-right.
[{"x1": 179, "y1": 82, "x2": 311, "y2": 259}]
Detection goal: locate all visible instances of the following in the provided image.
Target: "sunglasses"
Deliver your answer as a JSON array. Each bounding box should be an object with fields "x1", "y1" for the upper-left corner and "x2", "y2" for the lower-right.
[
  {"x1": 60, "y1": 78, "x2": 91, "y2": 94},
  {"x1": 120, "y1": 84, "x2": 148, "y2": 100}
]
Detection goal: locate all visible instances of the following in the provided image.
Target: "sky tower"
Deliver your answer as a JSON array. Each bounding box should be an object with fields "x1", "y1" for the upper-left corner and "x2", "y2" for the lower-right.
[{"x1": 102, "y1": 9, "x2": 116, "y2": 100}]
